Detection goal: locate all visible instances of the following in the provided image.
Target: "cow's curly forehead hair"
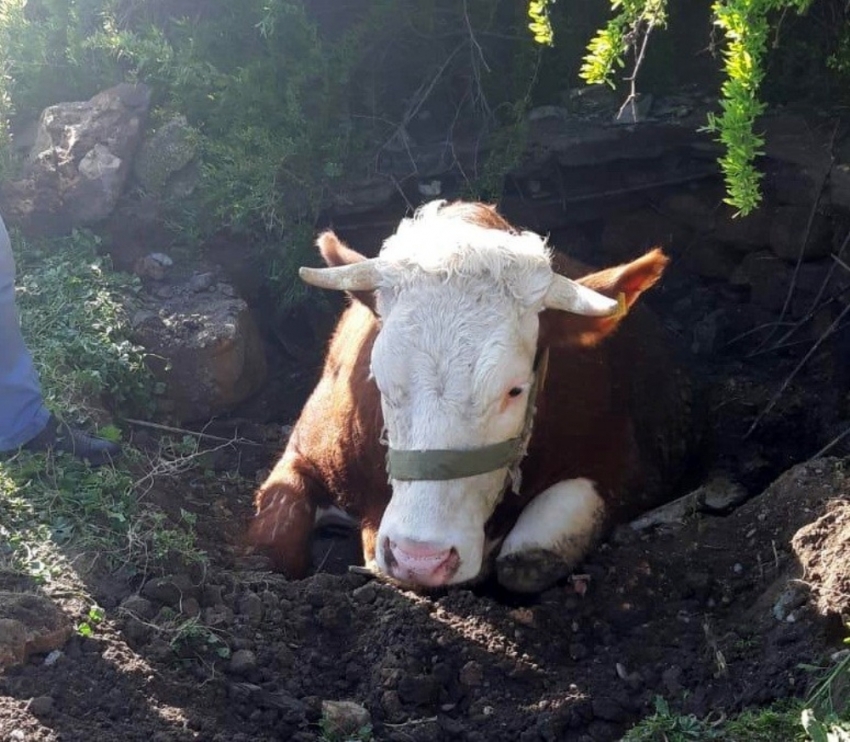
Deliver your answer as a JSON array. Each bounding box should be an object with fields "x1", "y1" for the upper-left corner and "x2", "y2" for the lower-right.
[{"x1": 377, "y1": 200, "x2": 553, "y2": 294}]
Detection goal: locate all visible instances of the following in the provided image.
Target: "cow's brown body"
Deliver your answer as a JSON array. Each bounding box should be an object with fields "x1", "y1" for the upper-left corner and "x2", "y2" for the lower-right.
[{"x1": 249, "y1": 226, "x2": 696, "y2": 585}]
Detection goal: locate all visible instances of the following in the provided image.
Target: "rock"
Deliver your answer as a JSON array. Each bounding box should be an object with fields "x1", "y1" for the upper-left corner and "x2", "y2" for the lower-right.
[
  {"x1": 528, "y1": 105, "x2": 571, "y2": 123},
  {"x1": 765, "y1": 159, "x2": 823, "y2": 206},
  {"x1": 398, "y1": 673, "x2": 442, "y2": 706},
  {"x1": 590, "y1": 696, "x2": 628, "y2": 723},
  {"x1": 731, "y1": 251, "x2": 792, "y2": 311},
  {"x1": 680, "y1": 236, "x2": 741, "y2": 280},
  {"x1": 762, "y1": 114, "x2": 833, "y2": 181},
  {"x1": 228, "y1": 649, "x2": 257, "y2": 675},
  {"x1": 772, "y1": 584, "x2": 808, "y2": 621},
  {"x1": 238, "y1": 592, "x2": 264, "y2": 626},
  {"x1": 119, "y1": 595, "x2": 156, "y2": 621},
  {"x1": 659, "y1": 190, "x2": 719, "y2": 232},
  {"x1": 612, "y1": 93, "x2": 653, "y2": 125},
  {"x1": 0, "y1": 83, "x2": 151, "y2": 236},
  {"x1": 320, "y1": 700, "x2": 371, "y2": 738},
  {"x1": 768, "y1": 206, "x2": 832, "y2": 261},
  {"x1": 630, "y1": 475, "x2": 749, "y2": 530},
  {"x1": 459, "y1": 660, "x2": 483, "y2": 687},
  {"x1": 0, "y1": 592, "x2": 72, "y2": 670},
  {"x1": 352, "y1": 583, "x2": 378, "y2": 604},
  {"x1": 326, "y1": 177, "x2": 396, "y2": 217},
  {"x1": 130, "y1": 277, "x2": 267, "y2": 423},
  {"x1": 830, "y1": 162, "x2": 850, "y2": 210},
  {"x1": 188, "y1": 272, "x2": 216, "y2": 292},
  {"x1": 133, "y1": 114, "x2": 198, "y2": 199},
  {"x1": 134, "y1": 252, "x2": 174, "y2": 280},
  {"x1": 715, "y1": 205, "x2": 771, "y2": 249},
  {"x1": 181, "y1": 597, "x2": 201, "y2": 619},
  {"x1": 140, "y1": 575, "x2": 196, "y2": 608},
  {"x1": 599, "y1": 209, "x2": 689, "y2": 264},
  {"x1": 27, "y1": 696, "x2": 54, "y2": 715}
]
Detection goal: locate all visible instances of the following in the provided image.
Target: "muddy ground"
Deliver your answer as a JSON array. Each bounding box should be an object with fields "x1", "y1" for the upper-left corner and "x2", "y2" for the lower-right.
[{"x1": 2, "y1": 234, "x2": 850, "y2": 741}]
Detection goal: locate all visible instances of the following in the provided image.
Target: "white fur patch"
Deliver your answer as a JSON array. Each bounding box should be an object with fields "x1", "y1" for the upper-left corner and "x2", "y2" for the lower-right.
[
  {"x1": 497, "y1": 478, "x2": 606, "y2": 564},
  {"x1": 376, "y1": 200, "x2": 553, "y2": 307},
  {"x1": 367, "y1": 200, "x2": 563, "y2": 586}
]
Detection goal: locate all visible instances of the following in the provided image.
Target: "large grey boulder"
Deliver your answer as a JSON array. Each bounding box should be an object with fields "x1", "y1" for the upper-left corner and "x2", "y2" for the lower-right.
[{"x1": 1, "y1": 83, "x2": 151, "y2": 236}]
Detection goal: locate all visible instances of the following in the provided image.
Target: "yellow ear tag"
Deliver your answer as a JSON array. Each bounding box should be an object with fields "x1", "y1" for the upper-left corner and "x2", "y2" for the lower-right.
[{"x1": 615, "y1": 292, "x2": 627, "y2": 319}]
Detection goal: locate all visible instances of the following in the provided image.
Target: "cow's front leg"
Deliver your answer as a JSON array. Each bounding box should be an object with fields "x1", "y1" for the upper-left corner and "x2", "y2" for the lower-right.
[
  {"x1": 495, "y1": 478, "x2": 606, "y2": 593},
  {"x1": 249, "y1": 459, "x2": 317, "y2": 578}
]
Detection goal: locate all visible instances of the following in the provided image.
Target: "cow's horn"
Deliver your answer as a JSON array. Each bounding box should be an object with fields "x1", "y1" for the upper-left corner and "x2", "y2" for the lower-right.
[
  {"x1": 543, "y1": 274, "x2": 619, "y2": 316},
  {"x1": 299, "y1": 260, "x2": 382, "y2": 292}
]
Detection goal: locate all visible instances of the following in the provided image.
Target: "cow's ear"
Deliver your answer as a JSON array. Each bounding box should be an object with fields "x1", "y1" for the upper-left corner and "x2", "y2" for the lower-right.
[
  {"x1": 540, "y1": 248, "x2": 668, "y2": 348},
  {"x1": 315, "y1": 231, "x2": 377, "y2": 312}
]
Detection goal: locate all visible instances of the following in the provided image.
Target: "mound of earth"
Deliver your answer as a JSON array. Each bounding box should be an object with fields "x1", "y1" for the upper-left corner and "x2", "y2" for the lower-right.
[{"x1": 1, "y1": 458, "x2": 848, "y2": 741}]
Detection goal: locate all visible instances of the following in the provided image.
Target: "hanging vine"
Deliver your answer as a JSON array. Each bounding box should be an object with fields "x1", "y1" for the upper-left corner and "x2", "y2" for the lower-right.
[{"x1": 528, "y1": 0, "x2": 815, "y2": 216}]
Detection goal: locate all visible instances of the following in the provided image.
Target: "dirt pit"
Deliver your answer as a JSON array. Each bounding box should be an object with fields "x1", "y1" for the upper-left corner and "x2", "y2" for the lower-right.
[
  {"x1": 1, "y1": 451, "x2": 848, "y2": 741},
  {"x1": 3, "y1": 218, "x2": 850, "y2": 740}
]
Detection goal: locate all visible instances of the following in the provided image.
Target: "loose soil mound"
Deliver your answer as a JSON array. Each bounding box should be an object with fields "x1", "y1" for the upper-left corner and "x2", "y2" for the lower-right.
[{"x1": 1, "y1": 458, "x2": 847, "y2": 741}]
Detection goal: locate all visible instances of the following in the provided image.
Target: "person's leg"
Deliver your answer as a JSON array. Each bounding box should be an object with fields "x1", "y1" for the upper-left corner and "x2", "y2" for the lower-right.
[{"x1": 0, "y1": 215, "x2": 51, "y2": 451}]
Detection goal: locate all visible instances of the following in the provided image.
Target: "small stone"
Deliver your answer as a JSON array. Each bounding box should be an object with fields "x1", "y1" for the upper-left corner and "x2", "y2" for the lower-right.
[
  {"x1": 733, "y1": 563, "x2": 744, "y2": 574},
  {"x1": 320, "y1": 700, "x2": 371, "y2": 738},
  {"x1": 188, "y1": 272, "x2": 215, "y2": 292},
  {"x1": 27, "y1": 696, "x2": 54, "y2": 715},
  {"x1": 140, "y1": 576, "x2": 190, "y2": 608},
  {"x1": 352, "y1": 583, "x2": 378, "y2": 604},
  {"x1": 181, "y1": 597, "x2": 201, "y2": 619},
  {"x1": 591, "y1": 696, "x2": 628, "y2": 722},
  {"x1": 122, "y1": 616, "x2": 151, "y2": 646},
  {"x1": 569, "y1": 642, "x2": 589, "y2": 661},
  {"x1": 229, "y1": 649, "x2": 257, "y2": 675},
  {"x1": 238, "y1": 592, "x2": 264, "y2": 626},
  {"x1": 145, "y1": 638, "x2": 173, "y2": 663},
  {"x1": 773, "y1": 585, "x2": 807, "y2": 621},
  {"x1": 381, "y1": 689, "x2": 403, "y2": 721},
  {"x1": 120, "y1": 595, "x2": 156, "y2": 621},
  {"x1": 397, "y1": 673, "x2": 441, "y2": 706},
  {"x1": 459, "y1": 660, "x2": 483, "y2": 687},
  {"x1": 43, "y1": 650, "x2": 62, "y2": 666}
]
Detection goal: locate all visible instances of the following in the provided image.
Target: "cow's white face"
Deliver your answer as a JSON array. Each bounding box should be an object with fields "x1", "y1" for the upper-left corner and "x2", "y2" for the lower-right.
[
  {"x1": 369, "y1": 217, "x2": 554, "y2": 587},
  {"x1": 298, "y1": 200, "x2": 624, "y2": 589}
]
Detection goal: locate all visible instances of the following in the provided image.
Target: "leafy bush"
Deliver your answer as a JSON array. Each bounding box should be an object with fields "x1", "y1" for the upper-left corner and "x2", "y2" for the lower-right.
[
  {"x1": 0, "y1": 0, "x2": 541, "y2": 304},
  {"x1": 531, "y1": 0, "x2": 850, "y2": 216},
  {"x1": 12, "y1": 228, "x2": 154, "y2": 421}
]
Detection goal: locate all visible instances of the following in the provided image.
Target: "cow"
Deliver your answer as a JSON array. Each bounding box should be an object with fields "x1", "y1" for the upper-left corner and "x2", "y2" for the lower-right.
[{"x1": 248, "y1": 200, "x2": 695, "y2": 593}]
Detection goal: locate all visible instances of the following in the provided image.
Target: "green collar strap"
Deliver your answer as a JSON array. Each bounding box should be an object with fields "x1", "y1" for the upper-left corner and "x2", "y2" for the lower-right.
[{"x1": 385, "y1": 348, "x2": 550, "y2": 486}]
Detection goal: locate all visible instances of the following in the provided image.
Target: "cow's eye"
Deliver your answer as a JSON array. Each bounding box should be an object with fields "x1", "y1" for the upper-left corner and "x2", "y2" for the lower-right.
[{"x1": 507, "y1": 386, "x2": 524, "y2": 399}]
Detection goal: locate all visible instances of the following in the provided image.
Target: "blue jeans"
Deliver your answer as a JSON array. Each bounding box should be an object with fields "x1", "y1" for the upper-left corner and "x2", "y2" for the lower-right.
[{"x1": 0, "y1": 214, "x2": 50, "y2": 450}]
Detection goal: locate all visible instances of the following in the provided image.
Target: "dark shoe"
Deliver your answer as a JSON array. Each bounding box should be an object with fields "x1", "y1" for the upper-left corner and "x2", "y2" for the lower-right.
[{"x1": 23, "y1": 415, "x2": 122, "y2": 466}]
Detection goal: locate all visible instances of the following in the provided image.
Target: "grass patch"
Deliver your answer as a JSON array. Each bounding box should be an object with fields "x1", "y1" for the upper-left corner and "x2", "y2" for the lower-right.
[
  {"x1": 1, "y1": 230, "x2": 212, "y2": 586},
  {"x1": 621, "y1": 696, "x2": 806, "y2": 742},
  {"x1": 13, "y1": 228, "x2": 155, "y2": 423},
  {"x1": 623, "y1": 643, "x2": 850, "y2": 742}
]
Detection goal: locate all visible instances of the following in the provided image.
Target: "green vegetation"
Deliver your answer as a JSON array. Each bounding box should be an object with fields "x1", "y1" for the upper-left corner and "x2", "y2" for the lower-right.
[
  {"x1": 531, "y1": 0, "x2": 847, "y2": 216},
  {"x1": 622, "y1": 635, "x2": 850, "y2": 742},
  {"x1": 0, "y1": 229, "x2": 217, "y2": 584},
  {"x1": 318, "y1": 716, "x2": 373, "y2": 742},
  {"x1": 0, "y1": 0, "x2": 540, "y2": 307},
  {"x1": 12, "y1": 228, "x2": 154, "y2": 422},
  {"x1": 76, "y1": 604, "x2": 105, "y2": 637}
]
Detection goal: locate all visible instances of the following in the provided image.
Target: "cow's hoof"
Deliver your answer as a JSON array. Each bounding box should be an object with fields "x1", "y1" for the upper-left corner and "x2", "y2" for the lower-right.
[{"x1": 495, "y1": 549, "x2": 572, "y2": 593}]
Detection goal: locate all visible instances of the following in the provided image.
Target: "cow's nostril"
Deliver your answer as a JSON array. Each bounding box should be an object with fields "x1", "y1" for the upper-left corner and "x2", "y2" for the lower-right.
[{"x1": 385, "y1": 538, "x2": 460, "y2": 586}]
